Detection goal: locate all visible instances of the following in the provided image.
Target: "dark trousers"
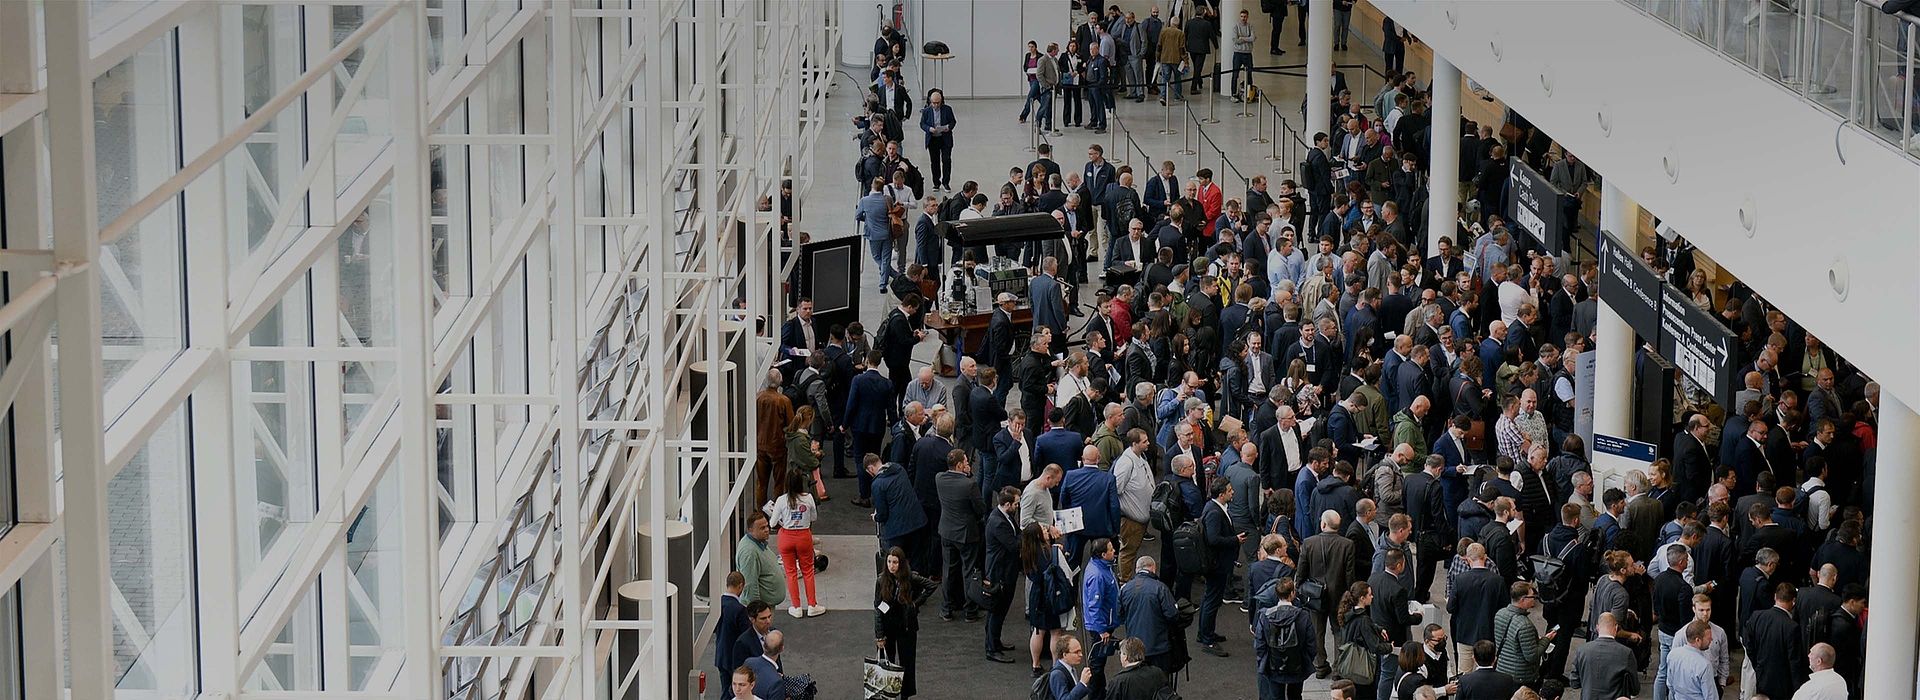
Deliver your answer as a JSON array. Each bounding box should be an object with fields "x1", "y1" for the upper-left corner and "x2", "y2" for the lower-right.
[
  {"x1": 941, "y1": 537, "x2": 982, "y2": 615},
  {"x1": 1229, "y1": 52, "x2": 1254, "y2": 94},
  {"x1": 976, "y1": 449, "x2": 999, "y2": 503},
  {"x1": 985, "y1": 587, "x2": 1015, "y2": 653},
  {"x1": 1269, "y1": 13, "x2": 1287, "y2": 51},
  {"x1": 1189, "y1": 52, "x2": 1210, "y2": 92},
  {"x1": 1413, "y1": 552, "x2": 1438, "y2": 603},
  {"x1": 912, "y1": 518, "x2": 940, "y2": 574},
  {"x1": 1312, "y1": 610, "x2": 1334, "y2": 671},
  {"x1": 1542, "y1": 599, "x2": 1580, "y2": 675},
  {"x1": 1296, "y1": 6, "x2": 1310, "y2": 43},
  {"x1": 928, "y1": 137, "x2": 954, "y2": 189},
  {"x1": 1384, "y1": 48, "x2": 1405, "y2": 74},
  {"x1": 888, "y1": 363, "x2": 911, "y2": 410},
  {"x1": 832, "y1": 430, "x2": 850, "y2": 475},
  {"x1": 1197, "y1": 562, "x2": 1231, "y2": 644},
  {"x1": 1087, "y1": 85, "x2": 1108, "y2": 129},
  {"x1": 853, "y1": 431, "x2": 882, "y2": 499},
  {"x1": 881, "y1": 632, "x2": 919, "y2": 697},
  {"x1": 1259, "y1": 677, "x2": 1304, "y2": 700},
  {"x1": 1063, "y1": 86, "x2": 1083, "y2": 125}
]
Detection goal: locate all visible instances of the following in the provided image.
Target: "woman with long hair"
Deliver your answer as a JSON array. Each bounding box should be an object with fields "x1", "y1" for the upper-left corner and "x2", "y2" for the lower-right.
[
  {"x1": 873, "y1": 546, "x2": 935, "y2": 697},
  {"x1": 786, "y1": 406, "x2": 827, "y2": 501},
  {"x1": 1336, "y1": 581, "x2": 1391, "y2": 698},
  {"x1": 1280, "y1": 358, "x2": 1311, "y2": 398},
  {"x1": 765, "y1": 470, "x2": 821, "y2": 618},
  {"x1": 1686, "y1": 269, "x2": 1713, "y2": 311},
  {"x1": 1060, "y1": 40, "x2": 1085, "y2": 127},
  {"x1": 1020, "y1": 522, "x2": 1070, "y2": 677}
]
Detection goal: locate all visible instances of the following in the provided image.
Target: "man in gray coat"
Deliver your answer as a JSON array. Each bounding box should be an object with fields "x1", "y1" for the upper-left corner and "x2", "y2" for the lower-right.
[
  {"x1": 935, "y1": 449, "x2": 987, "y2": 620},
  {"x1": 1569, "y1": 613, "x2": 1641, "y2": 700},
  {"x1": 1294, "y1": 509, "x2": 1355, "y2": 677},
  {"x1": 1028, "y1": 257, "x2": 1069, "y2": 342}
]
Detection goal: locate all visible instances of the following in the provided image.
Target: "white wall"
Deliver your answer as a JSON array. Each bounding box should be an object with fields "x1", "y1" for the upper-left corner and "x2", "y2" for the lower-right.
[
  {"x1": 909, "y1": 0, "x2": 1071, "y2": 99},
  {"x1": 1374, "y1": 0, "x2": 1920, "y2": 406}
]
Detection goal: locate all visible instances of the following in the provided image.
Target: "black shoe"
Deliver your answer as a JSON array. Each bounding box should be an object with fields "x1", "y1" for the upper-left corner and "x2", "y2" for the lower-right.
[
  {"x1": 1031, "y1": 667, "x2": 1047, "y2": 678},
  {"x1": 852, "y1": 498, "x2": 872, "y2": 508},
  {"x1": 1314, "y1": 667, "x2": 1331, "y2": 679},
  {"x1": 833, "y1": 470, "x2": 854, "y2": 479},
  {"x1": 940, "y1": 612, "x2": 956, "y2": 622},
  {"x1": 1201, "y1": 644, "x2": 1230, "y2": 658},
  {"x1": 1142, "y1": 532, "x2": 1157, "y2": 542},
  {"x1": 1297, "y1": 39, "x2": 1307, "y2": 46},
  {"x1": 986, "y1": 652, "x2": 1016, "y2": 664},
  {"x1": 1270, "y1": 48, "x2": 1285, "y2": 55},
  {"x1": 999, "y1": 642, "x2": 1017, "y2": 652},
  {"x1": 965, "y1": 611, "x2": 984, "y2": 622}
]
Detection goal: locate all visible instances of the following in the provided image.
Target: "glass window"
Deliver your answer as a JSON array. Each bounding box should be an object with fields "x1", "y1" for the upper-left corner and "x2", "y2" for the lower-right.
[
  {"x1": 107, "y1": 406, "x2": 196, "y2": 693},
  {"x1": 0, "y1": 586, "x2": 17, "y2": 700}
]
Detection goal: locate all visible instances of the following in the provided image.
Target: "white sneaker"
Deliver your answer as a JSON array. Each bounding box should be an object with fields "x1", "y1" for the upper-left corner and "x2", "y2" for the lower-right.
[
  {"x1": 807, "y1": 605, "x2": 827, "y2": 617},
  {"x1": 787, "y1": 606, "x2": 806, "y2": 619}
]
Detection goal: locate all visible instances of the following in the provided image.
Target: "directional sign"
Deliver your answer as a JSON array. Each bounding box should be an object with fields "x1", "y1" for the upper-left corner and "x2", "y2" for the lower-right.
[
  {"x1": 1658, "y1": 283, "x2": 1735, "y2": 405},
  {"x1": 1597, "y1": 229, "x2": 1660, "y2": 339},
  {"x1": 1508, "y1": 160, "x2": 1567, "y2": 256}
]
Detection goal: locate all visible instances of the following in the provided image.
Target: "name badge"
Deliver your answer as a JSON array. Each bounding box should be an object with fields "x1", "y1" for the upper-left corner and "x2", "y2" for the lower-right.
[{"x1": 1305, "y1": 364, "x2": 1316, "y2": 373}]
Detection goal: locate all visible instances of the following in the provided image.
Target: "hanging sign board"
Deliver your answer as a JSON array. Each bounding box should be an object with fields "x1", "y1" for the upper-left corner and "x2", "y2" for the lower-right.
[
  {"x1": 1597, "y1": 229, "x2": 1660, "y2": 339},
  {"x1": 1658, "y1": 284, "x2": 1735, "y2": 405},
  {"x1": 1507, "y1": 159, "x2": 1567, "y2": 256}
]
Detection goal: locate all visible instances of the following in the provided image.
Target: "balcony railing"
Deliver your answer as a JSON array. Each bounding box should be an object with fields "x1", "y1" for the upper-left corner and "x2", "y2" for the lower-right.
[{"x1": 1627, "y1": 0, "x2": 1919, "y2": 156}]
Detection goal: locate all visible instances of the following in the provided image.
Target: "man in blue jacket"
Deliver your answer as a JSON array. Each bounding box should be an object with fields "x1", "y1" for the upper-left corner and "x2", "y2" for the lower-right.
[
  {"x1": 855, "y1": 177, "x2": 895, "y2": 292},
  {"x1": 1118, "y1": 555, "x2": 1180, "y2": 672},
  {"x1": 1029, "y1": 256, "x2": 1069, "y2": 341},
  {"x1": 1034, "y1": 410, "x2": 1087, "y2": 480},
  {"x1": 844, "y1": 351, "x2": 894, "y2": 506},
  {"x1": 869, "y1": 455, "x2": 927, "y2": 557},
  {"x1": 1083, "y1": 539, "x2": 1121, "y2": 643},
  {"x1": 917, "y1": 88, "x2": 957, "y2": 191},
  {"x1": 1292, "y1": 447, "x2": 1329, "y2": 541},
  {"x1": 713, "y1": 571, "x2": 749, "y2": 683},
  {"x1": 1062, "y1": 445, "x2": 1121, "y2": 564},
  {"x1": 1253, "y1": 577, "x2": 1317, "y2": 699}
]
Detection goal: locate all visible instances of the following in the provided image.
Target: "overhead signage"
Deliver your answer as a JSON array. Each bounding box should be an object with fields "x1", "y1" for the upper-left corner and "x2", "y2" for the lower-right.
[
  {"x1": 1591, "y1": 432, "x2": 1658, "y2": 491},
  {"x1": 1593, "y1": 433, "x2": 1657, "y2": 463},
  {"x1": 1659, "y1": 283, "x2": 1735, "y2": 405},
  {"x1": 1597, "y1": 229, "x2": 1660, "y2": 339},
  {"x1": 1507, "y1": 159, "x2": 1567, "y2": 256}
]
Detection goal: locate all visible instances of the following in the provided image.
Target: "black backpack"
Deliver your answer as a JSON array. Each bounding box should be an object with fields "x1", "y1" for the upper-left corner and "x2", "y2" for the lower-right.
[
  {"x1": 1261, "y1": 605, "x2": 1309, "y2": 676},
  {"x1": 1530, "y1": 527, "x2": 1592, "y2": 605},
  {"x1": 1030, "y1": 666, "x2": 1067, "y2": 700},
  {"x1": 1172, "y1": 519, "x2": 1212, "y2": 573},
  {"x1": 1150, "y1": 480, "x2": 1186, "y2": 532},
  {"x1": 784, "y1": 372, "x2": 819, "y2": 410}
]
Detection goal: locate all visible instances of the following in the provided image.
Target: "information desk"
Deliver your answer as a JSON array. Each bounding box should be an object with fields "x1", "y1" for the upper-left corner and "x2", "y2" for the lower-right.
[{"x1": 922, "y1": 304, "x2": 1032, "y2": 360}]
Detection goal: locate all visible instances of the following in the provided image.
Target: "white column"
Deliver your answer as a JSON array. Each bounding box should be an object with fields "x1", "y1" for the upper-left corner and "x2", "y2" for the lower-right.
[
  {"x1": 840, "y1": 0, "x2": 878, "y2": 67},
  {"x1": 1305, "y1": 0, "x2": 1334, "y2": 138},
  {"x1": 1864, "y1": 392, "x2": 1920, "y2": 697},
  {"x1": 1218, "y1": 0, "x2": 1243, "y2": 98},
  {"x1": 1427, "y1": 55, "x2": 1460, "y2": 259},
  {"x1": 1592, "y1": 183, "x2": 1636, "y2": 441}
]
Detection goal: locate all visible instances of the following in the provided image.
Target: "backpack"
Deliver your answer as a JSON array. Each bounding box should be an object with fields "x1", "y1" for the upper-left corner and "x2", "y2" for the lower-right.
[
  {"x1": 1252, "y1": 577, "x2": 1282, "y2": 616},
  {"x1": 1261, "y1": 605, "x2": 1309, "y2": 676},
  {"x1": 1150, "y1": 480, "x2": 1187, "y2": 532},
  {"x1": 784, "y1": 372, "x2": 820, "y2": 410},
  {"x1": 1529, "y1": 529, "x2": 1588, "y2": 606},
  {"x1": 1045, "y1": 565, "x2": 1076, "y2": 617},
  {"x1": 1172, "y1": 519, "x2": 1212, "y2": 572},
  {"x1": 1030, "y1": 666, "x2": 1067, "y2": 700}
]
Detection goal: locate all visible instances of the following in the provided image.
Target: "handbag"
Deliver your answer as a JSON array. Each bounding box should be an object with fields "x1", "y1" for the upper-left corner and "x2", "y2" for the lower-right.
[
  {"x1": 863, "y1": 652, "x2": 906, "y2": 700},
  {"x1": 1333, "y1": 638, "x2": 1378, "y2": 682}
]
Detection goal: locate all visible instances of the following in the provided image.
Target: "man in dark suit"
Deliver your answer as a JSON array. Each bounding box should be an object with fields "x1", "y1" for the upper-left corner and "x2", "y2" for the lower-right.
[
  {"x1": 1455, "y1": 641, "x2": 1520, "y2": 700},
  {"x1": 982, "y1": 487, "x2": 1023, "y2": 663},
  {"x1": 969, "y1": 370, "x2": 1008, "y2": 500},
  {"x1": 1568, "y1": 612, "x2": 1640, "y2": 700},
  {"x1": 984, "y1": 293, "x2": 1019, "y2": 397},
  {"x1": 935, "y1": 449, "x2": 987, "y2": 621},
  {"x1": 713, "y1": 573, "x2": 750, "y2": 682},
  {"x1": 908, "y1": 416, "x2": 957, "y2": 571},
  {"x1": 1302, "y1": 133, "x2": 1334, "y2": 224},
  {"x1": 1425, "y1": 237, "x2": 1464, "y2": 288},
  {"x1": 1448, "y1": 544, "x2": 1506, "y2": 652},
  {"x1": 918, "y1": 89, "x2": 957, "y2": 190},
  {"x1": 1478, "y1": 499, "x2": 1520, "y2": 584},
  {"x1": 991, "y1": 411, "x2": 1031, "y2": 495},
  {"x1": 878, "y1": 295, "x2": 925, "y2": 408},
  {"x1": 1295, "y1": 509, "x2": 1355, "y2": 676},
  {"x1": 1034, "y1": 410, "x2": 1085, "y2": 475},
  {"x1": 1196, "y1": 479, "x2": 1244, "y2": 657},
  {"x1": 1403, "y1": 455, "x2": 1450, "y2": 599},
  {"x1": 1730, "y1": 419, "x2": 1773, "y2": 496},
  {"x1": 1745, "y1": 583, "x2": 1809, "y2": 700},
  {"x1": 1740, "y1": 501, "x2": 1800, "y2": 580},
  {"x1": 1279, "y1": 321, "x2": 1336, "y2": 391},
  {"x1": 1672, "y1": 414, "x2": 1714, "y2": 506},
  {"x1": 844, "y1": 351, "x2": 895, "y2": 506},
  {"x1": 778, "y1": 299, "x2": 818, "y2": 362},
  {"x1": 1368, "y1": 550, "x2": 1422, "y2": 650},
  {"x1": 1142, "y1": 161, "x2": 1179, "y2": 223},
  {"x1": 730, "y1": 601, "x2": 776, "y2": 668}
]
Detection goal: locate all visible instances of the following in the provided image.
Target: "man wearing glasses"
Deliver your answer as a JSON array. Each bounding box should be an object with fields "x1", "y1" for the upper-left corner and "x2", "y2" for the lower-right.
[{"x1": 1489, "y1": 582, "x2": 1556, "y2": 690}]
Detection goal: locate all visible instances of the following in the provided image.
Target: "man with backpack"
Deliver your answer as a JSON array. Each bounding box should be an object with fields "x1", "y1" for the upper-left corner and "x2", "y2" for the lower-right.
[
  {"x1": 1537, "y1": 503, "x2": 1596, "y2": 677},
  {"x1": 1254, "y1": 576, "x2": 1317, "y2": 699}
]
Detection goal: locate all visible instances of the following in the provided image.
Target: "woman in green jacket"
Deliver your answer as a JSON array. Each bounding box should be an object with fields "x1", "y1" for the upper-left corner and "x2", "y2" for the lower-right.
[{"x1": 786, "y1": 406, "x2": 827, "y2": 501}]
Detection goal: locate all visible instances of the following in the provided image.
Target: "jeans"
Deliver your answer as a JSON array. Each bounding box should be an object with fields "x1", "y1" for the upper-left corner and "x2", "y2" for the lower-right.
[
  {"x1": 1230, "y1": 52, "x2": 1254, "y2": 95},
  {"x1": 1160, "y1": 63, "x2": 1184, "y2": 101},
  {"x1": 1035, "y1": 88, "x2": 1054, "y2": 130},
  {"x1": 778, "y1": 528, "x2": 819, "y2": 606},
  {"x1": 1376, "y1": 652, "x2": 1398, "y2": 700},
  {"x1": 1653, "y1": 630, "x2": 1674, "y2": 700},
  {"x1": 1087, "y1": 85, "x2": 1108, "y2": 129},
  {"x1": 868, "y1": 237, "x2": 894, "y2": 290},
  {"x1": 1334, "y1": 9, "x2": 1353, "y2": 47},
  {"x1": 1019, "y1": 78, "x2": 1041, "y2": 120}
]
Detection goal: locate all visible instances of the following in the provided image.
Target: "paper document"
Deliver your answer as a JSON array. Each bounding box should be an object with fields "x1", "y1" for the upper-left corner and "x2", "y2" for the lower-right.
[
  {"x1": 1355, "y1": 437, "x2": 1380, "y2": 452},
  {"x1": 1055, "y1": 507, "x2": 1085, "y2": 534}
]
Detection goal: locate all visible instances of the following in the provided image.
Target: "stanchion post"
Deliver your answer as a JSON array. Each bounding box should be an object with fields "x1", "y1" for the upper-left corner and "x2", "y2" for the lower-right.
[
  {"x1": 1160, "y1": 97, "x2": 1175, "y2": 135},
  {"x1": 1204, "y1": 83, "x2": 1221, "y2": 124},
  {"x1": 1178, "y1": 103, "x2": 1196, "y2": 155}
]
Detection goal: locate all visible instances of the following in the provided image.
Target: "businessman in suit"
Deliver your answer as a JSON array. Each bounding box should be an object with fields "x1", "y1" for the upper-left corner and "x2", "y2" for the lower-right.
[
  {"x1": 936, "y1": 449, "x2": 987, "y2": 620},
  {"x1": 918, "y1": 89, "x2": 957, "y2": 190},
  {"x1": 742, "y1": 630, "x2": 788, "y2": 700},
  {"x1": 871, "y1": 70, "x2": 912, "y2": 119},
  {"x1": 713, "y1": 573, "x2": 749, "y2": 682},
  {"x1": 844, "y1": 351, "x2": 894, "y2": 505},
  {"x1": 1672, "y1": 414, "x2": 1714, "y2": 505},
  {"x1": 969, "y1": 370, "x2": 1009, "y2": 500},
  {"x1": 778, "y1": 299, "x2": 818, "y2": 361},
  {"x1": 1029, "y1": 257, "x2": 1069, "y2": 341},
  {"x1": 991, "y1": 411, "x2": 1032, "y2": 494},
  {"x1": 982, "y1": 486, "x2": 1023, "y2": 662}
]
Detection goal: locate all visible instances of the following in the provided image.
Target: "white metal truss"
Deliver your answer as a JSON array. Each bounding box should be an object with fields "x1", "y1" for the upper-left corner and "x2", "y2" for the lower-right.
[{"x1": 0, "y1": 1, "x2": 835, "y2": 698}]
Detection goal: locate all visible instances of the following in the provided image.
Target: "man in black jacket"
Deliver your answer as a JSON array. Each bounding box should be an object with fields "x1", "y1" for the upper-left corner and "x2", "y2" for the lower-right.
[
  {"x1": 1650, "y1": 545, "x2": 1694, "y2": 699},
  {"x1": 878, "y1": 294, "x2": 925, "y2": 412},
  {"x1": 1368, "y1": 549, "x2": 1422, "y2": 649},
  {"x1": 1403, "y1": 455, "x2": 1450, "y2": 600},
  {"x1": 1296, "y1": 509, "x2": 1355, "y2": 677},
  {"x1": 1539, "y1": 504, "x2": 1593, "y2": 676},
  {"x1": 1014, "y1": 333, "x2": 1054, "y2": 440},
  {"x1": 935, "y1": 449, "x2": 986, "y2": 621},
  {"x1": 1448, "y1": 544, "x2": 1506, "y2": 654},
  {"x1": 1197, "y1": 479, "x2": 1244, "y2": 657},
  {"x1": 968, "y1": 370, "x2": 1007, "y2": 502},
  {"x1": 1672, "y1": 414, "x2": 1714, "y2": 505},
  {"x1": 1478, "y1": 497, "x2": 1520, "y2": 584},
  {"x1": 1744, "y1": 583, "x2": 1810, "y2": 700},
  {"x1": 982, "y1": 487, "x2": 1023, "y2": 663},
  {"x1": 1455, "y1": 640, "x2": 1520, "y2": 700}
]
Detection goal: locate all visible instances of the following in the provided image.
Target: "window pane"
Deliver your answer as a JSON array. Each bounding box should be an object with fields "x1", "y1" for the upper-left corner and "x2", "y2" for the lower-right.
[
  {"x1": 107, "y1": 406, "x2": 196, "y2": 693},
  {"x1": 0, "y1": 586, "x2": 18, "y2": 700}
]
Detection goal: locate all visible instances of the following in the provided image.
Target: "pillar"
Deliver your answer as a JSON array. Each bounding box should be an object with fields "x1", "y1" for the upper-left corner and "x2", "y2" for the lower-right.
[
  {"x1": 1305, "y1": 0, "x2": 1334, "y2": 138},
  {"x1": 1218, "y1": 0, "x2": 1243, "y2": 98},
  {"x1": 1864, "y1": 393, "x2": 1920, "y2": 697},
  {"x1": 1591, "y1": 183, "x2": 1636, "y2": 442},
  {"x1": 1426, "y1": 56, "x2": 1461, "y2": 259}
]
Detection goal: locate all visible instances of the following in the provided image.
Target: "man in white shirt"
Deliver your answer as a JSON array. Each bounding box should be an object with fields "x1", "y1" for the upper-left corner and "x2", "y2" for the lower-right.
[
  {"x1": 1792, "y1": 643, "x2": 1849, "y2": 700},
  {"x1": 1801, "y1": 459, "x2": 1836, "y2": 533},
  {"x1": 1496, "y1": 264, "x2": 1529, "y2": 326}
]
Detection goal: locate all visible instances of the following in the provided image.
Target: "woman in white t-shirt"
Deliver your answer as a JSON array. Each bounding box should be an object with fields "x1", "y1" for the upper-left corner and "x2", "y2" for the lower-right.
[{"x1": 764, "y1": 471, "x2": 824, "y2": 618}]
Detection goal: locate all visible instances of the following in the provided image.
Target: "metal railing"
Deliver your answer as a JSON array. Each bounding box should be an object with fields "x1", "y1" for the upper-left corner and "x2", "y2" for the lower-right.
[{"x1": 1627, "y1": 0, "x2": 1919, "y2": 156}]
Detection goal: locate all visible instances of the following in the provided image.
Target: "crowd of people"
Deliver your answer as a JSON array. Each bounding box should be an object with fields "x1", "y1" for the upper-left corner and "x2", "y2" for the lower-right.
[{"x1": 722, "y1": 3, "x2": 1884, "y2": 699}]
